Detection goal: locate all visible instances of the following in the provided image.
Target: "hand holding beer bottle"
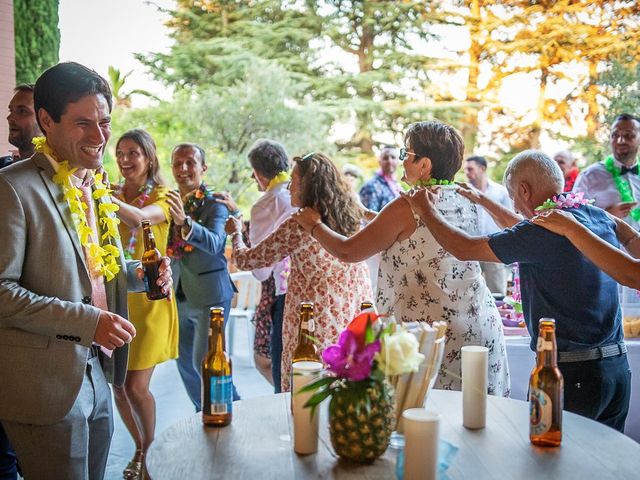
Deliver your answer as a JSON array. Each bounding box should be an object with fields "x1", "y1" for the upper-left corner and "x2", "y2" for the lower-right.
[{"x1": 141, "y1": 219, "x2": 169, "y2": 300}]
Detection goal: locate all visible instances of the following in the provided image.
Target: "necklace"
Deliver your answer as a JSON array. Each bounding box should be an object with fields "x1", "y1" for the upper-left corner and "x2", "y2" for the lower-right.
[
  {"x1": 33, "y1": 136, "x2": 121, "y2": 281},
  {"x1": 535, "y1": 191, "x2": 593, "y2": 212},
  {"x1": 604, "y1": 156, "x2": 640, "y2": 221},
  {"x1": 267, "y1": 171, "x2": 291, "y2": 191},
  {"x1": 114, "y1": 181, "x2": 155, "y2": 260},
  {"x1": 413, "y1": 178, "x2": 455, "y2": 188}
]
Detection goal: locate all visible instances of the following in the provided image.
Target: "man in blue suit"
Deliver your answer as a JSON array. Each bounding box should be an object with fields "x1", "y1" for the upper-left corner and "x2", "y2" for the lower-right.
[{"x1": 167, "y1": 143, "x2": 238, "y2": 410}]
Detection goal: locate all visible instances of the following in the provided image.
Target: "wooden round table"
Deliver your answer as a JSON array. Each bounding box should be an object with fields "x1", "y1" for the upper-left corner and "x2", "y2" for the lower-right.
[{"x1": 147, "y1": 390, "x2": 640, "y2": 479}]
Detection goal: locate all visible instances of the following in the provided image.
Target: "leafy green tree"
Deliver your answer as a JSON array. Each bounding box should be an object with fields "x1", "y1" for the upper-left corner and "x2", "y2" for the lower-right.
[
  {"x1": 107, "y1": 66, "x2": 157, "y2": 109},
  {"x1": 108, "y1": 61, "x2": 333, "y2": 212},
  {"x1": 14, "y1": 0, "x2": 60, "y2": 84}
]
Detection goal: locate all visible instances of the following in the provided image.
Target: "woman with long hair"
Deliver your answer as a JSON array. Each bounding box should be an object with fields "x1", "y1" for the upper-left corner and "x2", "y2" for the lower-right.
[
  {"x1": 225, "y1": 152, "x2": 372, "y2": 392},
  {"x1": 111, "y1": 129, "x2": 179, "y2": 479},
  {"x1": 294, "y1": 122, "x2": 510, "y2": 396}
]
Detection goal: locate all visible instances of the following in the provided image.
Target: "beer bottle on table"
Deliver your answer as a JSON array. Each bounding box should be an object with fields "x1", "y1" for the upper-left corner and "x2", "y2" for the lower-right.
[
  {"x1": 140, "y1": 219, "x2": 168, "y2": 300},
  {"x1": 529, "y1": 318, "x2": 563, "y2": 447},
  {"x1": 202, "y1": 307, "x2": 232, "y2": 427},
  {"x1": 292, "y1": 302, "x2": 320, "y2": 364}
]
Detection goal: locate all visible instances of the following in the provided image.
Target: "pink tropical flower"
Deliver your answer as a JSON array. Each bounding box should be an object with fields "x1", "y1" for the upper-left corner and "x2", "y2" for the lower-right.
[{"x1": 323, "y1": 329, "x2": 381, "y2": 382}]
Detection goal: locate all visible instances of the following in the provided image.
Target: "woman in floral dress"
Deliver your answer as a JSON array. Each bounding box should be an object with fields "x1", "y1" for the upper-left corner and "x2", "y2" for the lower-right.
[
  {"x1": 111, "y1": 129, "x2": 179, "y2": 479},
  {"x1": 294, "y1": 122, "x2": 510, "y2": 396},
  {"x1": 225, "y1": 153, "x2": 372, "y2": 392}
]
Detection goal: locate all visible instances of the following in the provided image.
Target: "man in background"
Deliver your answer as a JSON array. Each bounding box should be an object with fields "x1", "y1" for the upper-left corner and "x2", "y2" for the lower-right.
[
  {"x1": 0, "y1": 84, "x2": 42, "y2": 168},
  {"x1": 574, "y1": 113, "x2": 640, "y2": 229},
  {"x1": 553, "y1": 150, "x2": 579, "y2": 192},
  {"x1": 359, "y1": 145, "x2": 401, "y2": 212},
  {"x1": 464, "y1": 155, "x2": 513, "y2": 295},
  {"x1": 167, "y1": 144, "x2": 238, "y2": 410}
]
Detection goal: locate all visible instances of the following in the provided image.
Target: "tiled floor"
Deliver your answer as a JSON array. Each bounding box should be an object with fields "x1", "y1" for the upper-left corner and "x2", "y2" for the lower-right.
[{"x1": 105, "y1": 316, "x2": 274, "y2": 479}]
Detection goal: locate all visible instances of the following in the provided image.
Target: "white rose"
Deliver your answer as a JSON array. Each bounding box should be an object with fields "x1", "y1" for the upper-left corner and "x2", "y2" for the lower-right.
[{"x1": 377, "y1": 329, "x2": 424, "y2": 376}]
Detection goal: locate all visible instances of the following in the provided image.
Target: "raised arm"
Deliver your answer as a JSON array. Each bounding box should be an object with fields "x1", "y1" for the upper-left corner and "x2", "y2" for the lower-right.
[
  {"x1": 293, "y1": 196, "x2": 414, "y2": 263},
  {"x1": 456, "y1": 182, "x2": 522, "y2": 228},
  {"x1": 112, "y1": 197, "x2": 166, "y2": 228},
  {"x1": 401, "y1": 188, "x2": 500, "y2": 262},
  {"x1": 532, "y1": 209, "x2": 640, "y2": 289}
]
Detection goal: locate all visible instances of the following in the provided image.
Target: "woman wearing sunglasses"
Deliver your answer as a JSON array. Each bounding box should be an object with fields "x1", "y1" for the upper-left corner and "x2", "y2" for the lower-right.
[{"x1": 294, "y1": 121, "x2": 510, "y2": 396}]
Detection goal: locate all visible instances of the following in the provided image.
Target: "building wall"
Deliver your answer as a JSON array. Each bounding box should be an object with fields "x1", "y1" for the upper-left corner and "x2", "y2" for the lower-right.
[{"x1": 0, "y1": 0, "x2": 16, "y2": 156}]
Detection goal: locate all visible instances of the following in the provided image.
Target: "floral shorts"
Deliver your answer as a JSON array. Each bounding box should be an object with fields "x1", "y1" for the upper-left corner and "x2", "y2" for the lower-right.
[{"x1": 253, "y1": 275, "x2": 276, "y2": 358}]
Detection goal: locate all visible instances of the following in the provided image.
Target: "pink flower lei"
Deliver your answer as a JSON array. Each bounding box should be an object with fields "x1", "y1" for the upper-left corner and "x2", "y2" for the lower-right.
[{"x1": 534, "y1": 191, "x2": 593, "y2": 212}]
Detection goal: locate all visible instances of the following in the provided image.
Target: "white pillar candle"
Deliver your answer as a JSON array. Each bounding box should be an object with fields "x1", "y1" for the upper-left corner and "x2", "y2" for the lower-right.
[
  {"x1": 402, "y1": 408, "x2": 440, "y2": 480},
  {"x1": 461, "y1": 345, "x2": 488, "y2": 429},
  {"x1": 292, "y1": 361, "x2": 323, "y2": 455}
]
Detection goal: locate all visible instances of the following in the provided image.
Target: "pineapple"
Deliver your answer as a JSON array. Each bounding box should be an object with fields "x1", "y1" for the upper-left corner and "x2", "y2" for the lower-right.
[{"x1": 328, "y1": 379, "x2": 396, "y2": 463}]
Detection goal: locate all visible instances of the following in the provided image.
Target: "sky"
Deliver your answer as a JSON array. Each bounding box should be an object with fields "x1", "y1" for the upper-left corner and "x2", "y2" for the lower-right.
[{"x1": 58, "y1": 0, "x2": 174, "y2": 105}]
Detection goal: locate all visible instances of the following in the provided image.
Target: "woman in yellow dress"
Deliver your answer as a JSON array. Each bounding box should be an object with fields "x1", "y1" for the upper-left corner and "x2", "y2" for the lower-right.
[{"x1": 111, "y1": 129, "x2": 179, "y2": 479}]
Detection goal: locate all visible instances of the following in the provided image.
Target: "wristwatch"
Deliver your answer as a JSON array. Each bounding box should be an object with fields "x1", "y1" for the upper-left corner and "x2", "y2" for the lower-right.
[{"x1": 182, "y1": 216, "x2": 193, "y2": 236}]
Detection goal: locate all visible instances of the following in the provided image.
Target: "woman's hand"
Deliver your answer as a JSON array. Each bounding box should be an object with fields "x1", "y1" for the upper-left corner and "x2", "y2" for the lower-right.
[
  {"x1": 531, "y1": 209, "x2": 578, "y2": 236},
  {"x1": 214, "y1": 191, "x2": 240, "y2": 215},
  {"x1": 225, "y1": 215, "x2": 243, "y2": 235},
  {"x1": 293, "y1": 207, "x2": 322, "y2": 233},
  {"x1": 455, "y1": 181, "x2": 483, "y2": 204},
  {"x1": 167, "y1": 190, "x2": 187, "y2": 226},
  {"x1": 400, "y1": 187, "x2": 439, "y2": 217}
]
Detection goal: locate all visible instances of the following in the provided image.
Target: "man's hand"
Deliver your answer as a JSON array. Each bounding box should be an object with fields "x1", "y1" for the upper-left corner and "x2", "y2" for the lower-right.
[
  {"x1": 400, "y1": 187, "x2": 439, "y2": 217},
  {"x1": 293, "y1": 207, "x2": 321, "y2": 233},
  {"x1": 225, "y1": 216, "x2": 243, "y2": 235},
  {"x1": 606, "y1": 201, "x2": 637, "y2": 219},
  {"x1": 214, "y1": 192, "x2": 239, "y2": 214},
  {"x1": 455, "y1": 181, "x2": 483, "y2": 205},
  {"x1": 167, "y1": 190, "x2": 187, "y2": 226},
  {"x1": 531, "y1": 209, "x2": 578, "y2": 237},
  {"x1": 94, "y1": 311, "x2": 136, "y2": 350},
  {"x1": 136, "y1": 257, "x2": 173, "y2": 300}
]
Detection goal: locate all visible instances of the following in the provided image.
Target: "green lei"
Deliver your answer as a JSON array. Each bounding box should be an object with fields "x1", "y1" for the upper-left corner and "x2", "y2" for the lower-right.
[
  {"x1": 604, "y1": 156, "x2": 640, "y2": 221},
  {"x1": 412, "y1": 178, "x2": 455, "y2": 188}
]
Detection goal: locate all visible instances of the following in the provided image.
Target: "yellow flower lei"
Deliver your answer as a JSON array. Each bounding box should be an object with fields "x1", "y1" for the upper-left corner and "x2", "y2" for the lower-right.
[
  {"x1": 267, "y1": 171, "x2": 291, "y2": 191},
  {"x1": 33, "y1": 136, "x2": 122, "y2": 281}
]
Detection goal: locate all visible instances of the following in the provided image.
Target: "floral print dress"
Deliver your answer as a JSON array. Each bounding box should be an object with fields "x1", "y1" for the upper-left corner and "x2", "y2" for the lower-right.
[
  {"x1": 232, "y1": 217, "x2": 373, "y2": 392},
  {"x1": 376, "y1": 188, "x2": 510, "y2": 396}
]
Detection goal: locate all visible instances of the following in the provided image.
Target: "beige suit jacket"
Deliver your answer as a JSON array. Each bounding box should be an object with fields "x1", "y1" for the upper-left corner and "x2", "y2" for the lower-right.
[{"x1": 0, "y1": 153, "x2": 140, "y2": 425}]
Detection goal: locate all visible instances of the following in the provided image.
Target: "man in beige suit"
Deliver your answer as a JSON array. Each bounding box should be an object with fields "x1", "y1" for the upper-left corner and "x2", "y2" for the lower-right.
[{"x1": 0, "y1": 62, "x2": 172, "y2": 479}]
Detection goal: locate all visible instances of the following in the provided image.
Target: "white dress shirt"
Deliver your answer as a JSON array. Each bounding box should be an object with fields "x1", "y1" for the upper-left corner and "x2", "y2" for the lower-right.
[
  {"x1": 478, "y1": 180, "x2": 512, "y2": 235},
  {"x1": 573, "y1": 159, "x2": 640, "y2": 230},
  {"x1": 249, "y1": 181, "x2": 297, "y2": 295}
]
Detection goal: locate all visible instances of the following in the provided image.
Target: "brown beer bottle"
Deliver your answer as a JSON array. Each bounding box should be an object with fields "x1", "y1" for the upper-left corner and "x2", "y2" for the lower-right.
[
  {"x1": 292, "y1": 302, "x2": 320, "y2": 363},
  {"x1": 202, "y1": 307, "x2": 232, "y2": 426},
  {"x1": 529, "y1": 318, "x2": 563, "y2": 447},
  {"x1": 141, "y1": 220, "x2": 168, "y2": 300}
]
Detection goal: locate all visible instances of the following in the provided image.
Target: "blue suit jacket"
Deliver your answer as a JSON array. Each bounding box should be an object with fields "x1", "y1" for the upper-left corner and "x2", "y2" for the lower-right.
[{"x1": 172, "y1": 196, "x2": 235, "y2": 308}]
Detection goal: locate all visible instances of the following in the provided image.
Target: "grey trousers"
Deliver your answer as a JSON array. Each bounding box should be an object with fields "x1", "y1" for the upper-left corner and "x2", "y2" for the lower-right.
[{"x1": 3, "y1": 355, "x2": 113, "y2": 480}]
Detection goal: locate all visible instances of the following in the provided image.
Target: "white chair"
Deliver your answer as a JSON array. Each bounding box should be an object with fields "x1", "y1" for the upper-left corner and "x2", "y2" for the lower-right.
[{"x1": 227, "y1": 271, "x2": 262, "y2": 366}]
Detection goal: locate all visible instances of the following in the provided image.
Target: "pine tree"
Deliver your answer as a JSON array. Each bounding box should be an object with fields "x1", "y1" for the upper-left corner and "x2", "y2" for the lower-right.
[{"x1": 14, "y1": 0, "x2": 60, "y2": 84}]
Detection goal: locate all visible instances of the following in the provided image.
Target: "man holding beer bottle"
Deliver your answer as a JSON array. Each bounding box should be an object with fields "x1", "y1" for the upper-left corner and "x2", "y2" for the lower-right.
[
  {"x1": 0, "y1": 62, "x2": 173, "y2": 478},
  {"x1": 403, "y1": 150, "x2": 630, "y2": 433}
]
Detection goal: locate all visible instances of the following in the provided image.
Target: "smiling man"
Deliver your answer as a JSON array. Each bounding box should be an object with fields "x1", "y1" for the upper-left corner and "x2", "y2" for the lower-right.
[
  {"x1": 166, "y1": 144, "x2": 238, "y2": 410},
  {"x1": 0, "y1": 62, "x2": 173, "y2": 479},
  {"x1": 0, "y1": 85, "x2": 42, "y2": 168},
  {"x1": 574, "y1": 113, "x2": 640, "y2": 229}
]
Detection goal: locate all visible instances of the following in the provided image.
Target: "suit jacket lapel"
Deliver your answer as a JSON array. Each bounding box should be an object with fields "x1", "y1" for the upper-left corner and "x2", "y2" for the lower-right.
[{"x1": 34, "y1": 153, "x2": 90, "y2": 277}]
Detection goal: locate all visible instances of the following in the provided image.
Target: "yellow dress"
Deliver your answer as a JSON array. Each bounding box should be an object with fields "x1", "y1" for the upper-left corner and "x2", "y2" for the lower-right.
[{"x1": 117, "y1": 185, "x2": 179, "y2": 370}]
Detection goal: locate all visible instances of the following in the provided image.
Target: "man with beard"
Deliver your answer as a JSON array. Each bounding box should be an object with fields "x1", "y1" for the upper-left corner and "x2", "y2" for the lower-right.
[
  {"x1": 574, "y1": 113, "x2": 640, "y2": 230},
  {"x1": 1, "y1": 84, "x2": 42, "y2": 168}
]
